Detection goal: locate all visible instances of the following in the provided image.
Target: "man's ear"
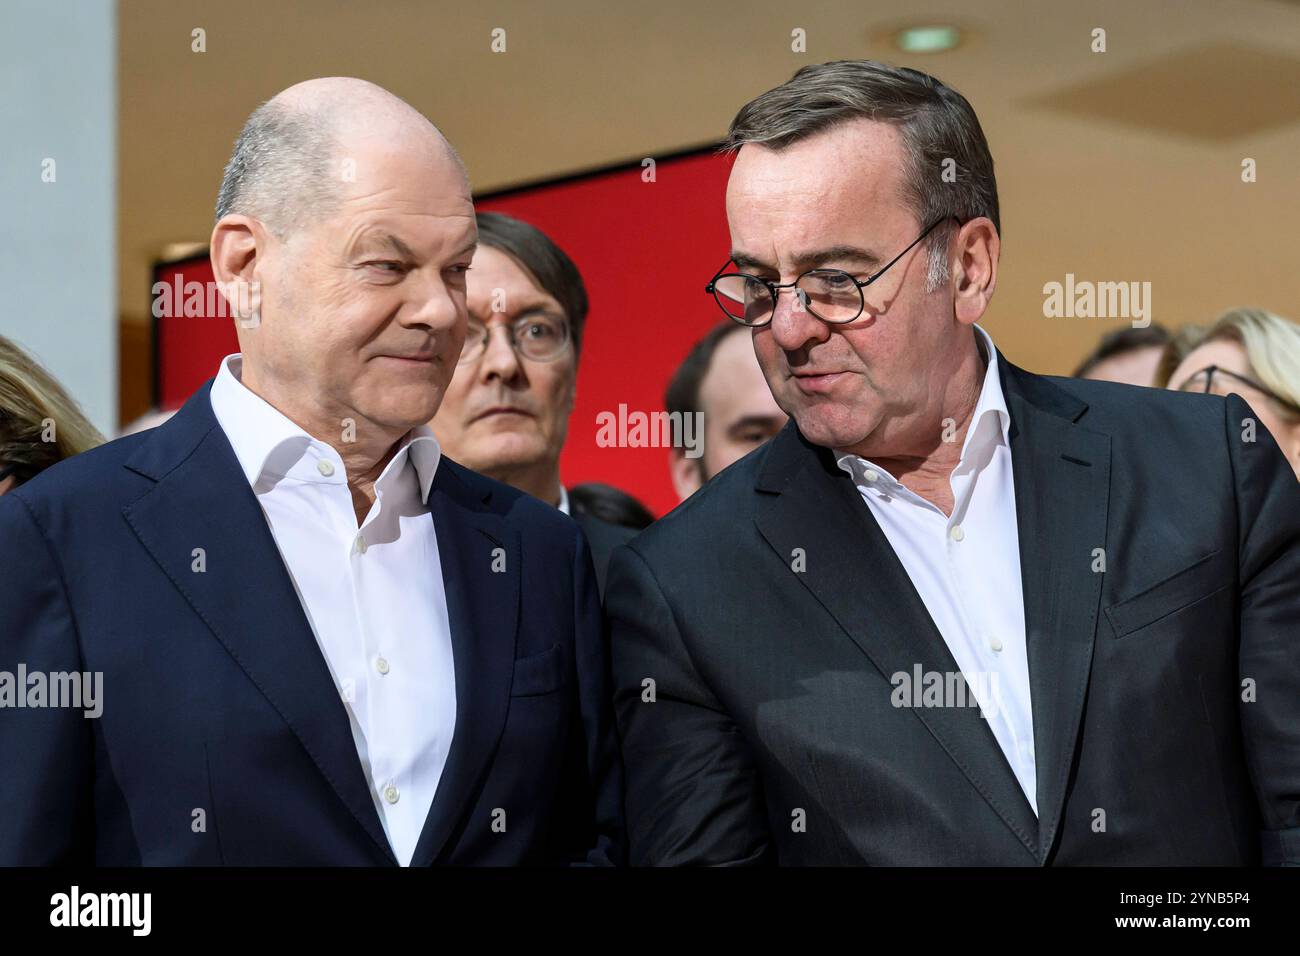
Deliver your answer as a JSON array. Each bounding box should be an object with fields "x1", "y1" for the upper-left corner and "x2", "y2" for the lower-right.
[
  {"x1": 951, "y1": 217, "x2": 999, "y2": 326},
  {"x1": 669, "y1": 447, "x2": 703, "y2": 502},
  {"x1": 210, "y1": 214, "x2": 266, "y2": 326}
]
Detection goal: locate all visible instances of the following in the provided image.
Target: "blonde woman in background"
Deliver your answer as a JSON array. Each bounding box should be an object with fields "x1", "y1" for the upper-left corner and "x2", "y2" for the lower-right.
[
  {"x1": 0, "y1": 335, "x2": 104, "y2": 495},
  {"x1": 1166, "y1": 308, "x2": 1300, "y2": 479}
]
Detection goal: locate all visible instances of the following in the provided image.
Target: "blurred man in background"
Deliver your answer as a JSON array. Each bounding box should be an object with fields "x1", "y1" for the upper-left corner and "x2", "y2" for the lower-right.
[
  {"x1": 432, "y1": 211, "x2": 640, "y2": 591},
  {"x1": 1071, "y1": 323, "x2": 1169, "y2": 386},
  {"x1": 665, "y1": 321, "x2": 788, "y2": 502}
]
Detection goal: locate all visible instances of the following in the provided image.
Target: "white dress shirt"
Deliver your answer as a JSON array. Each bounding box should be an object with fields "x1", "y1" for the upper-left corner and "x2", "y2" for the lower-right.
[
  {"x1": 835, "y1": 325, "x2": 1037, "y2": 814},
  {"x1": 557, "y1": 485, "x2": 570, "y2": 515},
  {"x1": 209, "y1": 354, "x2": 456, "y2": 864}
]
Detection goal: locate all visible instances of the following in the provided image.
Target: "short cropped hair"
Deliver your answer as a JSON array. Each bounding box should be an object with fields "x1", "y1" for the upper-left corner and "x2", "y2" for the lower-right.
[
  {"x1": 725, "y1": 59, "x2": 1000, "y2": 290},
  {"x1": 215, "y1": 100, "x2": 340, "y2": 236}
]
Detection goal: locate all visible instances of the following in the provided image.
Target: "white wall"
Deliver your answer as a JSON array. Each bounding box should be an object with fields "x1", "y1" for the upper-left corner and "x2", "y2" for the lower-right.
[{"x1": 0, "y1": 0, "x2": 117, "y2": 433}]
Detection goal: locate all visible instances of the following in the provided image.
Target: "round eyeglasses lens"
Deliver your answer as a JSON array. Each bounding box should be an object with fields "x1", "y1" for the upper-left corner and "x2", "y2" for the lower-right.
[
  {"x1": 459, "y1": 322, "x2": 487, "y2": 364},
  {"x1": 713, "y1": 275, "x2": 774, "y2": 325},
  {"x1": 514, "y1": 315, "x2": 569, "y2": 360},
  {"x1": 1176, "y1": 368, "x2": 1215, "y2": 394},
  {"x1": 796, "y1": 271, "x2": 864, "y2": 322}
]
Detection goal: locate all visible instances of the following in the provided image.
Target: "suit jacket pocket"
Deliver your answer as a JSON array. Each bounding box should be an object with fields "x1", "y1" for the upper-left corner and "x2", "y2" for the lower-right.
[
  {"x1": 510, "y1": 643, "x2": 566, "y2": 697},
  {"x1": 1105, "y1": 549, "x2": 1229, "y2": 638}
]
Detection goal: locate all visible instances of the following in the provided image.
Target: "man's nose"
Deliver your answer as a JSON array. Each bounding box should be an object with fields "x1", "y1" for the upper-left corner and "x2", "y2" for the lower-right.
[
  {"x1": 478, "y1": 323, "x2": 524, "y2": 382},
  {"x1": 399, "y1": 274, "x2": 463, "y2": 333},
  {"x1": 769, "y1": 285, "x2": 830, "y2": 353}
]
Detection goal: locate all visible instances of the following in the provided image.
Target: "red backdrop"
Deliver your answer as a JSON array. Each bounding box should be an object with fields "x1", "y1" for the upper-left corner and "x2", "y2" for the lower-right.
[{"x1": 154, "y1": 146, "x2": 733, "y2": 516}]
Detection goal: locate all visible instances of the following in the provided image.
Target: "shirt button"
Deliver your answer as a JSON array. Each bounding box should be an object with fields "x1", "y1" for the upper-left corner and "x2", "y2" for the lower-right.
[
  {"x1": 383, "y1": 784, "x2": 399, "y2": 805},
  {"x1": 375, "y1": 656, "x2": 390, "y2": 675},
  {"x1": 863, "y1": 469, "x2": 879, "y2": 482},
  {"x1": 949, "y1": 525, "x2": 965, "y2": 542},
  {"x1": 316, "y1": 459, "x2": 335, "y2": 477},
  {"x1": 355, "y1": 534, "x2": 367, "y2": 554},
  {"x1": 989, "y1": 636, "x2": 1004, "y2": 653}
]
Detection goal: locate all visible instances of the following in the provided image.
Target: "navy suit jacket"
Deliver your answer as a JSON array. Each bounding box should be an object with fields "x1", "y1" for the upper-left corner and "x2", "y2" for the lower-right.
[{"x1": 0, "y1": 382, "x2": 624, "y2": 865}]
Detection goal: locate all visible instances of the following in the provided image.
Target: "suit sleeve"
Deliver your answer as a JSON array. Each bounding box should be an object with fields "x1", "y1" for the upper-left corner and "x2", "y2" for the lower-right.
[
  {"x1": 554, "y1": 525, "x2": 626, "y2": 865},
  {"x1": 0, "y1": 495, "x2": 94, "y2": 864},
  {"x1": 605, "y1": 542, "x2": 773, "y2": 865},
  {"x1": 1226, "y1": 395, "x2": 1300, "y2": 865}
]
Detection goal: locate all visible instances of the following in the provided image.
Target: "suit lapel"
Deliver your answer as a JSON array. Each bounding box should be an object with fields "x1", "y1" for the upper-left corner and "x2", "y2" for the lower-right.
[
  {"x1": 1000, "y1": 359, "x2": 1110, "y2": 862},
  {"x1": 409, "y1": 462, "x2": 520, "y2": 866},
  {"x1": 121, "y1": 385, "x2": 397, "y2": 864},
  {"x1": 754, "y1": 424, "x2": 1041, "y2": 855}
]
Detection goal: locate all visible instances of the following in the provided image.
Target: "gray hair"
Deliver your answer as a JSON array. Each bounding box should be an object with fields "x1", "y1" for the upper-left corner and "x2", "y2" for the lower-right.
[
  {"x1": 215, "y1": 100, "x2": 340, "y2": 236},
  {"x1": 725, "y1": 60, "x2": 1000, "y2": 291}
]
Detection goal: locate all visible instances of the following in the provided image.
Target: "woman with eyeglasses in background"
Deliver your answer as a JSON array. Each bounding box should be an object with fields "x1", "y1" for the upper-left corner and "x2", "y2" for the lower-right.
[
  {"x1": 1164, "y1": 308, "x2": 1300, "y2": 480},
  {"x1": 0, "y1": 335, "x2": 105, "y2": 495}
]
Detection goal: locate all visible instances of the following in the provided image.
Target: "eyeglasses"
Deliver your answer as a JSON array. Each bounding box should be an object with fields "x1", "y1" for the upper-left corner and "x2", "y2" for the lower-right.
[
  {"x1": 1177, "y1": 364, "x2": 1300, "y2": 415},
  {"x1": 459, "y1": 313, "x2": 571, "y2": 365},
  {"x1": 705, "y1": 217, "x2": 954, "y2": 327}
]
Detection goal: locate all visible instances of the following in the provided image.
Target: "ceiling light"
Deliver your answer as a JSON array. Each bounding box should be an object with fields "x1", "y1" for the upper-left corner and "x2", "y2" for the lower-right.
[{"x1": 894, "y1": 25, "x2": 962, "y2": 54}]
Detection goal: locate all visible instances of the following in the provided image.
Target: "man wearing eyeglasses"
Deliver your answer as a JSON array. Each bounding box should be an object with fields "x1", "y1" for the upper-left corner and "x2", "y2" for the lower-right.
[
  {"x1": 431, "y1": 212, "x2": 638, "y2": 594},
  {"x1": 605, "y1": 60, "x2": 1300, "y2": 866}
]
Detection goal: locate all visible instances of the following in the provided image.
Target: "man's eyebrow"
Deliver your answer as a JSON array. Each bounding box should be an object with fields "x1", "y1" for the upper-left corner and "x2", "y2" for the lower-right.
[
  {"x1": 352, "y1": 233, "x2": 478, "y2": 263},
  {"x1": 728, "y1": 251, "x2": 772, "y2": 273},
  {"x1": 728, "y1": 245, "x2": 881, "y2": 273},
  {"x1": 790, "y1": 245, "x2": 881, "y2": 270},
  {"x1": 353, "y1": 232, "x2": 417, "y2": 259}
]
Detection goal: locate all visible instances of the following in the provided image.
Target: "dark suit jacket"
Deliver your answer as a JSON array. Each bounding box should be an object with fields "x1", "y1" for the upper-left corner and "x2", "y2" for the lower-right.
[
  {"x1": 571, "y1": 509, "x2": 637, "y2": 596},
  {"x1": 606, "y1": 356, "x2": 1300, "y2": 865},
  {"x1": 0, "y1": 382, "x2": 624, "y2": 865}
]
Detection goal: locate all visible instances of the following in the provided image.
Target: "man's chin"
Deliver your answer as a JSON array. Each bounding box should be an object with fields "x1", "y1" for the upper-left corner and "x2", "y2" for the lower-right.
[
  {"x1": 457, "y1": 435, "x2": 548, "y2": 475},
  {"x1": 356, "y1": 377, "x2": 448, "y2": 422},
  {"x1": 791, "y1": 407, "x2": 875, "y2": 453}
]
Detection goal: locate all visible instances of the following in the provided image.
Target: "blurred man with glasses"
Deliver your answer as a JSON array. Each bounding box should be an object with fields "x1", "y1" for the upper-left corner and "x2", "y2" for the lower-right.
[
  {"x1": 605, "y1": 60, "x2": 1300, "y2": 866},
  {"x1": 432, "y1": 212, "x2": 637, "y2": 593}
]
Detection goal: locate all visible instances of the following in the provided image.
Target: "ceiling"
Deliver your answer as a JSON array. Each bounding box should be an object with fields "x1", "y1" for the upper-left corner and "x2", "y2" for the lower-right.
[{"x1": 118, "y1": 0, "x2": 1300, "y2": 377}]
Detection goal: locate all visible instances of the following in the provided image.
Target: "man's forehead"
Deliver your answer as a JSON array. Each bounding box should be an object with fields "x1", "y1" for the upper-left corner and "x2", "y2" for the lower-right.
[
  {"x1": 725, "y1": 124, "x2": 911, "y2": 268},
  {"x1": 728, "y1": 120, "x2": 906, "y2": 196},
  {"x1": 334, "y1": 140, "x2": 472, "y2": 215},
  {"x1": 467, "y1": 248, "x2": 563, "y2": 311},
  {"x1": 337, "y1": 179, "x2": 474, "y2": 219},
  {"x1": 344, "y1": 214, "x2": 476, "y2": 257}
]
